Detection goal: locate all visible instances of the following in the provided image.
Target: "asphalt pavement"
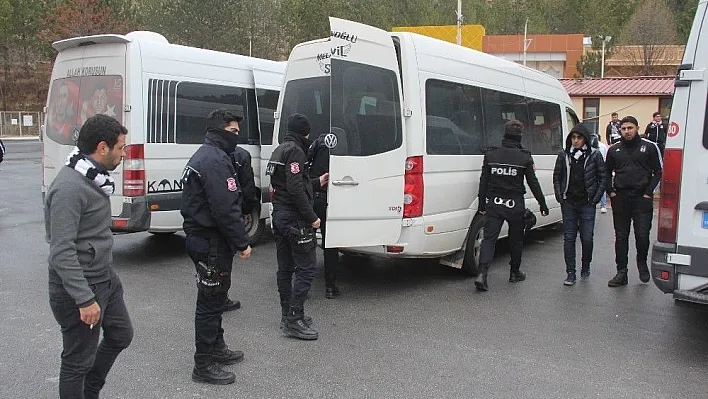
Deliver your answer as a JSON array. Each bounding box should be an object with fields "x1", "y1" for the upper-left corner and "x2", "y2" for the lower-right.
[{"x1": 1, "y1": 139, "x2": 707, "y2": 399}]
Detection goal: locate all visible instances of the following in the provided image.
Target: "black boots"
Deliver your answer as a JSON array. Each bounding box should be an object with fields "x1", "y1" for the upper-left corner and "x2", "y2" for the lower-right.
[
  {"x1": 224, "y1": 298, "x2": 241, "y2": 312},
  {"x1": 283, "y1": 307, "x2": 318, "y2": 340},
  {"x1": 608, "y1": 270, "x2": 629, "y2": 287},
  {"x1": 475, "y1": 263, "x2": 489, "y2": 292},
  {"x1": 325, "y1": 285, "x2": 341, "y2": 299},
  {"x1": 212, "y1": 342, "x2": 244, "y2": 365},
  {"x1": 509, "y1": 270, "x2": 526, "y2": 283},
  {"x1": 192, "y1": 353, "x2": 236, "y2": 385}
]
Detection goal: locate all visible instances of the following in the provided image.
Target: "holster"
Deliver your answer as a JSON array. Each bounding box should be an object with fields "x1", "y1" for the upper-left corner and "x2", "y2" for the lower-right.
[
  {"x1": 288, "y1": 221, "x2": 316, "y2": 253},
  {"x1": 195, "y1": 238, "x2": 231, "y2": 295}
]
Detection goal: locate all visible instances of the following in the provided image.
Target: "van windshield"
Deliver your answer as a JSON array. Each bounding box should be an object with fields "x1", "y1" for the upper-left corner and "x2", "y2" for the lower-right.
[
  {"x1": 45, "y1": 76, "x2": 124, "y2": 146},
  {"x1": 331, "y1": 60, "x2": 403, "y2": 156},
  {"x1": 278, "y1": 77, "x2": 330, "y2": 143}
]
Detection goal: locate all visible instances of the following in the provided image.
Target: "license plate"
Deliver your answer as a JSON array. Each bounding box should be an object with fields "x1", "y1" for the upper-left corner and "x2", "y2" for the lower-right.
[{"x1": 703, "y1": 212, "x2": 708, "y2": 229}]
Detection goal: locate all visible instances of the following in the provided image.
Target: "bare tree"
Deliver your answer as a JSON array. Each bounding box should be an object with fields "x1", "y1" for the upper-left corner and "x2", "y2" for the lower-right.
[{"x1": 619, "y1": 0, "x2": 680, "y2": 75}]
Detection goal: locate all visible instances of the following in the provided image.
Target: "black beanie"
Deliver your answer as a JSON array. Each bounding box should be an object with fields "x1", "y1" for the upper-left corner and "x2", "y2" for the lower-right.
[
  {"x1": 287, "y1": 113, "x2": 311, "y2": 136},
  {"x1": 503, "y1": 120, "x2": 524, "y2": 142}
]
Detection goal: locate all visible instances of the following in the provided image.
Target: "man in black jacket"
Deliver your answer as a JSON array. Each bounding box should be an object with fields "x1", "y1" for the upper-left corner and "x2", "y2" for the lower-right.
[
  {"x1": 267, "y1": 113, "x2": 328, "y2": 340},
  {"x1": 180, "y1": 109, "x2": 252, "y2": 385},
  {"x1": 553, "y1": 123, "x2": 607, "y2": 286},
  {"x1": 0, "y1": 138, "x2": 5, "y2": 164},
  {"x1": 475, "y1": 120, "x2": 549, "y2": 292},
  {"x1": 605, "y1": 112, "x2": 622, "y2": 145},
  {"x1": 606, "y1": 116, "x2": 663, "y2": 287},
  {"x1": 308, "y1": 133, "x2": 340, "y2": 299},
  {"x1": 222, "y1": 145, "x2": 260, "y2": 312},
  {"x1": 644, "y1": 111, "x2": 667, "y2": 154}
]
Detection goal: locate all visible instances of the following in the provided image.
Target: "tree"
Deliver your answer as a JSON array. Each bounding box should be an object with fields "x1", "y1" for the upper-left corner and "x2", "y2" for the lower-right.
[
  {"x1": 619, "y1": 0, "x2": 680, "y2": 75},
  {"x1": 37, "y1": 0, "x2": 128, "y2": 44},
  {"x1": 576, "y1": 51, "x2": 603, "y2": 78}
]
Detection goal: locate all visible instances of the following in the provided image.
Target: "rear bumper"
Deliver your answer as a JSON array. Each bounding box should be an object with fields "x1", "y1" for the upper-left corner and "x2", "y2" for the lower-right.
[
  {"x1": 111, "y1": 197, "x2": 150, "y2": 233},
  {"x1": 651, "y1": 240, "x2": 708, "y2": 304}
]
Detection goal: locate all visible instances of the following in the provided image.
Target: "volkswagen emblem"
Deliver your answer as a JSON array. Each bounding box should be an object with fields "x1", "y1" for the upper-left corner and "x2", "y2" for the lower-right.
[{"x1": 324, "y1": 133, "x2": 338, "y2": 149}]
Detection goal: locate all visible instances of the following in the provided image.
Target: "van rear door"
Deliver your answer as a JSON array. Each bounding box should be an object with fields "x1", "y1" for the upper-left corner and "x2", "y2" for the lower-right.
[
  {"x1": 325, "y1": 18, "x2": 406, "y2": 248},
  {"x1": 43, "y1": 37, "x2": 127, "y2": 217},
  {"x1": 253, "y1": 67, "x2": 284, "y2": 208},
  {"x1": 673, "y1": 0, "x2": 708, "y2": 251}
]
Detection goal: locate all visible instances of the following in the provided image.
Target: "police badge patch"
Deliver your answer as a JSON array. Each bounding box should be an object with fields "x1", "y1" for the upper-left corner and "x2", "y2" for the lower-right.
[
  {"x1": 290, "y1": 162, "x2": 300, "y2": 174},
  {"x1": 227, "y1": 177, "x2": 238, "y2": 191}
]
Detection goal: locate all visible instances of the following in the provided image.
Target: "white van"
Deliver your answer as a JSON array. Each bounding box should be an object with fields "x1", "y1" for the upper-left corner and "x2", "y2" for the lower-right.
[
  {"x1": 40, "y1": 31, "x2": 285, "y2": 243},
  {"x1": 272, "y1": 18, "x2": 575, "y2": 273},
  {"x1": 651, "y1": 0, "x2": 708, "y2": 304}
]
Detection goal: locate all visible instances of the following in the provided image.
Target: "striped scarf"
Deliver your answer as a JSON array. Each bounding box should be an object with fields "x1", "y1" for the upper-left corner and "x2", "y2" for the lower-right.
[{"x1": 66, "y1": 147, "x2": 115, "y2": 196}]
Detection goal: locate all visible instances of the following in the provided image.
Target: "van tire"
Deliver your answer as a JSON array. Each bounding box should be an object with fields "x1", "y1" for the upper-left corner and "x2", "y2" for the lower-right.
[
  {"x1": 149, "y1": 231, "x2": 176, "y2": 236},
  {"x1": 462, "y1": 215, "x2": 486, "y2": 276},
  {"x1": 245, "y1": 208, "x2": 266, "y2": 246}
]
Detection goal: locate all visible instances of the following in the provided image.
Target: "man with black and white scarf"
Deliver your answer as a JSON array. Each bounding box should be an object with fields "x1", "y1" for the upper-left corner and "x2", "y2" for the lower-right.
[{"x1": 44, "y1": 114, "x2": 133, "y2": 399}]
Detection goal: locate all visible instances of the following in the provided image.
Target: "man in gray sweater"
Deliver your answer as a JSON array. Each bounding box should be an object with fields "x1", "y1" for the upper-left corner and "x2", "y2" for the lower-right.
[{"x1": 45, "y1": 114, "x2": 133, "y2": 399}]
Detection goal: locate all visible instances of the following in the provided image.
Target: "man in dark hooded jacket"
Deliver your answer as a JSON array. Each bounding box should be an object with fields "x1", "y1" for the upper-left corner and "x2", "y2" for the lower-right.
[
  {"x1": 553, "y1": 123, "x2": 608, "y2": 286},
  {"x1": 267, "y1": 113, "x2": 328, "y2": 340}
]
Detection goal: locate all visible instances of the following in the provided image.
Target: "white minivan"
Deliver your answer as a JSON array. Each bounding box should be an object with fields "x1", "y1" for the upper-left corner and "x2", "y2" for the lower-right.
[
  {"x1": 272, "y1": 18, "x2": 576, "y2": 273},
  {"x1": 41, "y1": 31, "x2": 285, "y2": 243},
  {"x1": 651, "y1": 0, "x2": 708, "y2": 304}
]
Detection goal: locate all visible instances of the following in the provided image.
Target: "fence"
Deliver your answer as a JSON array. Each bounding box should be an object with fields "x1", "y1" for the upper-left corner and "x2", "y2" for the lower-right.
[{"x1": 0, "y1": 111, "x2": 45, "y2": 137}]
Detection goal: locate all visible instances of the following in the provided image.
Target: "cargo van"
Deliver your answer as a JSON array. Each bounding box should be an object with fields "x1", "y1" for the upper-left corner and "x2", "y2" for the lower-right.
[
  {"x1": 41, "y1": 31, "x2": 285, "y2": 243},
  {"x1": 271, "y1": 18, "x2": 576, "y2": 273},
  {"x1": 651, "y1": 0, "x2": 708, "y2": 304}
]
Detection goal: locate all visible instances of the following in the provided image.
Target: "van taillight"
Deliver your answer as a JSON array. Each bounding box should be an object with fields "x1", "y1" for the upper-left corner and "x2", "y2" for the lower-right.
[
  {"x1": 123, "y1": 144, "x2": 145, "y2": 197},
  {"x1": 403, "y1": 156, "x2": 424, "y2": 218},
  {"x1": 658, "y1": 149, "x2": 682, "y2": 243}
]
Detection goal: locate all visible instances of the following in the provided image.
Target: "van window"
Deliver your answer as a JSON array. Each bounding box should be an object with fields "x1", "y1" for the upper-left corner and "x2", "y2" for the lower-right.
[
  {"x1": 425, "y1": 79, "x2": 483, "y2": 155},
  {"x1": 147, "y1": 79, "x2": 177, "y2": 143},
  {"x1": 46, "y1": 76, "x2": 124, "y2": 145},
  {"x1": 174, "y1": 82, "x2": 248, "y2": 145},
  {"x1": 566, "y1": 107, "x2": 580, "y2": 130},
  {"x1": 257, "y1": 89, "x2": 279, "y2": 145},
  {"x1": 278, "y1": 77, "x2": 330, "y2": 144},
  {"x1": 482, "y1": 89, "x2": 528, "y2": 148},
  {"x1": 526, "y1": 99, "x2": 563, "y2": 155},
  {"x1": 331, "y1": 60, "x2": 403, "y2": 156}
]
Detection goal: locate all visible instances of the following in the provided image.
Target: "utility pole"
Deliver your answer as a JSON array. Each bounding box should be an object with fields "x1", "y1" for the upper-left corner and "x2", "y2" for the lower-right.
[
  {"x1": 523, "y1": 17, "x2": 532, "y2": 66},
  {"x1": 456, "y1": 0, "x2": 463, "y2": 45}
]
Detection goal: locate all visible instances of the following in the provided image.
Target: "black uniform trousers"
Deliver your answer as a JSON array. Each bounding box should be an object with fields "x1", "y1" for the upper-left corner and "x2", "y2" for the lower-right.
[
  {"x1": 185, "y1": 235, "x2": 234, "y2": 356},
  {"x1": 272, "y1": 209, "x2": 317, "y2": 311},
  {"x1": 48, "y1": 268, "x2": 133, "y2": 399},
  {"x1": 313, "y1": 193, "x2": 339, "y2": 287},
  {"x1": 610, "y1": 194, "x2": 654, "y2": 271},
  {"x1": 479, "y1": 196, "x2": 526, "y2": 270}
]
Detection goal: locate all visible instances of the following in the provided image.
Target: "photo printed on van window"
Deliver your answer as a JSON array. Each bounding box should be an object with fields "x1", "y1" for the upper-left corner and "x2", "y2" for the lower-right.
[{"x1": 46, "y1": 75, "x2": 123, "y2": 146}]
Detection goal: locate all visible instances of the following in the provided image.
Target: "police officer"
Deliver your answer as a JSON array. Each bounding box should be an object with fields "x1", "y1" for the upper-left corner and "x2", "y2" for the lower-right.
[
  {"x1": 180, "y1": 109, "x2": 252, "y2": 385},
  {"x1": 267, "y1": 113, "x2": 328, "y2": 340},
  {"x1": 222, "y1": 145, "x2": 260, "y2": 312},
  {"x1": 308, "y1": 133, "x2": 340, "y2": 299},
  {"x1": 475, "y1": 120, "x2": 549, "y2": 292}
]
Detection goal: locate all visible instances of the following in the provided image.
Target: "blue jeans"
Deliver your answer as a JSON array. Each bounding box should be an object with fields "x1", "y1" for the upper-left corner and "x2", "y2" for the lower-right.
[
  {"x1": 600, "y1": 193, "x2": 607, "y2": 208},
  {"x1": 561, "y1": 202, "x2": 597, "y2": 273}
]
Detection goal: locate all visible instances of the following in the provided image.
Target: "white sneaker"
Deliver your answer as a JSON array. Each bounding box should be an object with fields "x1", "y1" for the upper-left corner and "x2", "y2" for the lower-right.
[{"x1": 600, "y1": 207, "x2": 607, "y2": 214}]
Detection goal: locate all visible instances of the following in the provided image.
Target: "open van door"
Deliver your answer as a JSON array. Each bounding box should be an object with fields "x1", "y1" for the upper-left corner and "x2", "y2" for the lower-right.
[
  {"x1": 253, "y1": 67, "x2": 284, "y2": 208},
  {"x1": 325, "y1": 18, "x2": 406, "y2": 248}
]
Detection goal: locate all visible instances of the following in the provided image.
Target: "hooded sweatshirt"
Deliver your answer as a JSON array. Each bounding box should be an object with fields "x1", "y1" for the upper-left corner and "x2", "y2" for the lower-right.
[{"x1": 553, "y1": 123, "x2": 608, "y2": 205}]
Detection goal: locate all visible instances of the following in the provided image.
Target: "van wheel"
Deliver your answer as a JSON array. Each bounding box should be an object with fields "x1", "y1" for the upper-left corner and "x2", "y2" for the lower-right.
[
  {"x1": 462, "y1": 215, "x2": 485, "y2": 276},
  {"x1": 244, "y1": 209, "x2": 265, "y2": 246},
  {"x1": 149, "y1": 231, "x2": 176, "y2": 236}
]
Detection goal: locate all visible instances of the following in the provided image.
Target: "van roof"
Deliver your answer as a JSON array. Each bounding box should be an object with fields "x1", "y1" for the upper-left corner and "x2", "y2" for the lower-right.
[{"x1": 394, "y1": 31, "x2": 563, "y2": 88}]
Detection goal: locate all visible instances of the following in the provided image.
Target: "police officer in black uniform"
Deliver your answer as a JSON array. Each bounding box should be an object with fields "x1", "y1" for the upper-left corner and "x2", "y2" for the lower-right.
[
  {"x1": 222, "y1": 145, "x2": 260, "y2": 312},
  {"x1": 267, "y1": 113, "x2": 328, "y2": 340},
  {"x1": 180, "y1": 109, "x2": 252, "y2": 385},
  {"x1": 475, "y1": 120, "x2": 549, "y2": 292},
  {"x1": 308, "y1": 133, "x2": 340, "y2": 299}
]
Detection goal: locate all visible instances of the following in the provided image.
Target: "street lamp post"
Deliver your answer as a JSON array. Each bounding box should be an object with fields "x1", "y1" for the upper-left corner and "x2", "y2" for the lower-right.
[
  {"x1": 599, "y1": 35, "x2": 612, "y2": 78},
  {"x1": 456, "y1": 0, "x2": 463, "y2": 45}
]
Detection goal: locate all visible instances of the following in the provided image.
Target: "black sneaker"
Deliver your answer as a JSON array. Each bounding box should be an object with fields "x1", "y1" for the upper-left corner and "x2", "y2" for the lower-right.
[
  {"x1": 509, "y1": 271, "x2": 526, "y2": 283},
  {"x1": 285, "y1": 319, "x2": 319, "y2": 340},
  {"x1": 191, "y1": 363, "x2": 236, "y2": 385},
  {"x1": 280, "y1": 315, "x2": 313, "y2": 330},
  {"x1": 325, "y1": 286, "x2": 340, "y2": 299},
  {"x1": 224, "y1": 298, "x2": 241, "y2": 312},
  {"x1": 608, "y1": 271, "x2": 628, "y2": 287},
  {"x1": 564, "y1": 272, "x2": 576, "y2": 286},
  {"x1": 580, "y1": 268, "x2": 590, "y2": 280},
  {"x1": 638, "y1": 264, "x2": 651, "y2": 283}
]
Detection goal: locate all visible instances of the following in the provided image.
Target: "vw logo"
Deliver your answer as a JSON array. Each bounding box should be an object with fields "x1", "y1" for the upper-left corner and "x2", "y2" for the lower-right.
[{"x1": 324, "y1": 133, "x2": 338, "y2": 149}]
